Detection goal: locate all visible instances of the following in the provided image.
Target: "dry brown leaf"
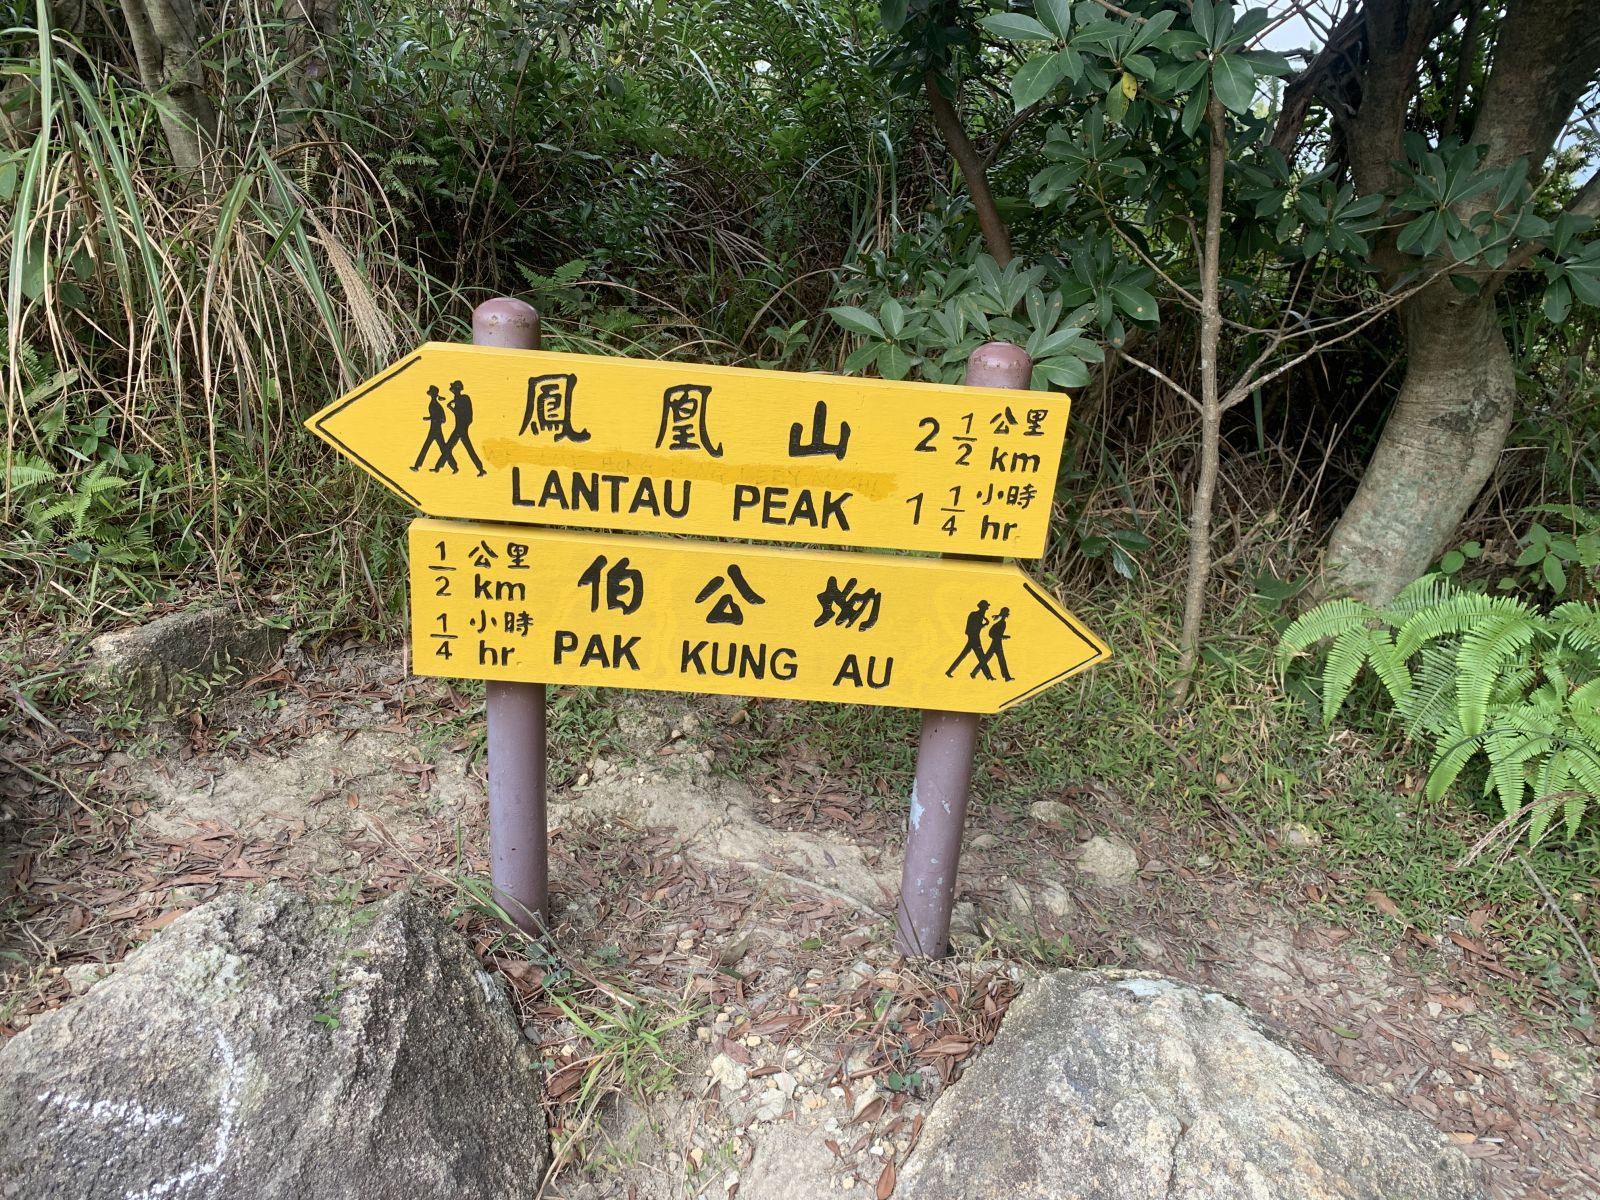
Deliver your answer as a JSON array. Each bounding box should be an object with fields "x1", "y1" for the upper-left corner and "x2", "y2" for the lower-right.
[
  {"x1": 1366, "y1": 889, "x2": 1407, "y2": 923},
  {"x1": 853, "y1": 1097, "x2": 886, "y2": 1125},
  {"x1": 876, "y1": 1161, "x2": 896, "y2": 1199},
  {"x1": 1448, "y1": 931, "x2": 1489, "y2": 957}
]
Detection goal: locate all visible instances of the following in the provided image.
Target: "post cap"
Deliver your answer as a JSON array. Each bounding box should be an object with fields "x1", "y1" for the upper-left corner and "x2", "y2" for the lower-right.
[
  {"x1": 472, "y1": 298, "x2": 541, "y2": 350},
  {"x1": 964, "y1": 341, "x2": 1032, "y2": 391}
]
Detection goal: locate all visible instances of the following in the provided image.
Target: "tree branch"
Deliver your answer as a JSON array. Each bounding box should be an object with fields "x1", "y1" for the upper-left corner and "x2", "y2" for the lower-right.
[
  {"x1": 1441, "y1": 0, "x2": 1480, "y2": 139},
  {"x1": 1119, "y1": 350, "x2": 1201, "y2": 411},
  {"x1": 1570, "y1": 168, "x2": 1600, "y2": 219},
  {"x1": 1225, "y1": 281, "x2": 1428, "y2": 406},
  {"x1": 923, "y1": 70, "x2": 1012, "y2": 267}
]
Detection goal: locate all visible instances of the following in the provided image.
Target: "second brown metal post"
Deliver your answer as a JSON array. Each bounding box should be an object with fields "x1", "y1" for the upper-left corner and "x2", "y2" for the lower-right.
[
  {"x1": 473, "y1": 297, "x2": 549, "y2": 933},
  {"x1": 894, "y1": 342, "x2": 1033, "y2": 958}
]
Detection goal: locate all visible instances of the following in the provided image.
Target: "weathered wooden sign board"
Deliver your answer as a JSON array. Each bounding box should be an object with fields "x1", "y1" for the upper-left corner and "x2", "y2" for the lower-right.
[
  {"x1": 411, "y1": 519, "x2": 1108, "y2": 714},
  {"x1": 305, "y1": 344, "x2": 1070, "y2": 557}
]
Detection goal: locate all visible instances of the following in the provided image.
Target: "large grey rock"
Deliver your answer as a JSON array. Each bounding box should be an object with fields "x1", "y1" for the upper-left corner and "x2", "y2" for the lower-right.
[
  {"x1": 88, "y1": 605, "x2": 285, "y2": 704},
  {"x1": 0, "y1": 887, "x2": 548, "y2": 1199},
  {"x1": 897, "y1": 971, "x2": 1484, "y2": 1200}
]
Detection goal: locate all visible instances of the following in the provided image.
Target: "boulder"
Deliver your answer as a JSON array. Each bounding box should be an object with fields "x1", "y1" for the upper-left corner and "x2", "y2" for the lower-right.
[
  {"x1": 897, "y1": 971, "x2": 1484, "y2": 1200},
  {"x1": 87, "y1": 605, "x2": 286, "y2": 704},
  {"x1": 0, "y1": 887, "x2": 548, "y2": 1200}
]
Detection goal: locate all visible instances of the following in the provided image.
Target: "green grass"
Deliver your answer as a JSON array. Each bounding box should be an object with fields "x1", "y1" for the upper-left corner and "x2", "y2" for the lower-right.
[{"x1": 726, "y1": 579, "x2": 1600, "y2": 1030}]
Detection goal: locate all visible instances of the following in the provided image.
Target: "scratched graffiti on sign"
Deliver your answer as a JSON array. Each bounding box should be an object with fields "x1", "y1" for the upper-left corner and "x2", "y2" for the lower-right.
[
  {"x1": 308, "y1": 345, "x2": 1070, "y2": 557},
  {"x1": 411, "y1": 520, "x2": 1107, "y2": 713}
]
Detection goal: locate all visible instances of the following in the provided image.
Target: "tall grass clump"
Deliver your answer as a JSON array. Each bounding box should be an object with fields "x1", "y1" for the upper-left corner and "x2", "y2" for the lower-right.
[
  {"x1": 1, "y1": 0, "x2": 919, "y2": 624},
  {"x1": 1, "y1": 7, "x2": 440, "y2": 619}
]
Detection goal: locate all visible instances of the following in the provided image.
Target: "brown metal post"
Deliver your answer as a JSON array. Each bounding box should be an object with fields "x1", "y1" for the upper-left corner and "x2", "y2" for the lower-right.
[
  {"x1": 894, "y1": 341, "x2": 1033, "y2": 958},
  {"x1": 472, "y1": 298, "x2": 549, "y2": 933}
]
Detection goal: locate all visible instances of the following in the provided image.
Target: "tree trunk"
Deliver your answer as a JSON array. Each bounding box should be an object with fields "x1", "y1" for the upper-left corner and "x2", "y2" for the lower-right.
[
  {"x1": 1172, "y1": 98, "x2": 1229, "y2": 700},
  {"x1": 923, "y1": 70, "x2": 1012, "y2": 267},
  {"x1": 121, "y1": 0, "x2": 218, "y2": 181},
  {"x1": 1323, "y1": 283, "x2": 1514, "y2": 602}
]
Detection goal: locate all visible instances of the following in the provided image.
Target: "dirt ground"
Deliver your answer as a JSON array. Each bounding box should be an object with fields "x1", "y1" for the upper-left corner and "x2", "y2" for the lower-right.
[{"x1": 3, "y1": 631, "x2": 1598, "y2": 1199}]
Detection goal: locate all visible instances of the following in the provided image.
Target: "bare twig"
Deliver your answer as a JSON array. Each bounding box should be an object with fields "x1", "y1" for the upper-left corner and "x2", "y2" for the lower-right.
[
  {"x1": 1118, "y1": 349, "x2": 1201, "y2": 411},
  {"x1": 1520, "y1": 856, "x2": 1600, "y2": 1001}
]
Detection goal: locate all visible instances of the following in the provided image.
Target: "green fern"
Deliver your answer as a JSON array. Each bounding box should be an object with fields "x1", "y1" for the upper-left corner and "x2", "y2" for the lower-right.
[{"x1": 1279, "y1": 573, "x2": 1600, "y2": 843}]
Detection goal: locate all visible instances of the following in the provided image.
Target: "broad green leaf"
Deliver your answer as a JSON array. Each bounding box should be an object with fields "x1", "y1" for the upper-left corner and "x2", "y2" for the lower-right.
[
  {"x1": 1109, "y1": 281, "x2": 1158, "y2": 322},
  {"x1": 1211, "y1": 54, "x2": 1255, "y2": 114},
  {"x1": 1012, "y1": 53, "x2": 1067, "y2": 111},
  {"x1": 1037, "y1": 0, "x2": 1073, "y2": 37},
  {"x1": 1192, "y1": 0, "x2": 1217, "y2": 47},
  {"x1": 1105, "y1": 76, "x2": 1130, "y2": 123},
  {"x1": 1544, "y1": 555, "x2": 1567, "y2": 593},
  {"x1": 1238, "y1": 49, "x2": 1291, "y2": 75},
  {"x1": 828, "y1": 305, "x2": 883, "y2": 338},
  {"x1": 1566, "y1": 265, "x2": 1600, "y2": 307},
  {"x1": 1396, "y1": 210, "x2": 1445, "y2": 256},
  {"x1": 1157, "y1": 29, "x2": 1208, "y2": 58},
  {"x1": 981, "y1": 13, "x2": 1055, "y2": 42},
  {"x1": 1128, "y1": 10, "x2": 1176, "y2": 53},
  {"x1": 877, "y1": 342, "x2": 913, "y2": 380},
  {"x1": 1182, "y1": 83, "x2": 1208, "y2": 137},
  {"x1": 1036, "y1": 357, "x2": 1091, "y2": 388},
  {"x1": 1543, "y1": 279, "x2": 1572, "y2": 324},
  {"x1": 879, "y1": 298, "x2": 905, "y2": 338},
  {"x1": 1513, "y1": 541, "x2": 1547, "y2": 567}
]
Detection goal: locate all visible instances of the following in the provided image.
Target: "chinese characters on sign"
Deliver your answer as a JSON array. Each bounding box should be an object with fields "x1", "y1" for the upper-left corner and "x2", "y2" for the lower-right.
[
  {"x1": 411, "y1": 521, "x2": 1107, "y2": 714},
  {"x1": 306, "y1": 344, "x2": 1072, "y2": 556}
]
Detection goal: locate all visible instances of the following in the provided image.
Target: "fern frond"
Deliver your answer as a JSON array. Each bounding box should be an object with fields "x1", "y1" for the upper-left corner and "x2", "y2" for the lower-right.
[
  {"x1": 1425, "y1": 728, "x2": 1482, "y2": 803},
  {"x1": 1382, "y1": 573, "x2": 1456, "y2": 626},
  {"x1": 1549, "y1": 602, "x2": 1600, "y2": 666},
  {"x1": 1399, "y1": 645, "x2": 1461, "y2": 738},
  {"x1": 1492, "y1": 663, "x2": 1540, "y2": 705},
  {"x1": 1319, "y1": 626, "x2": 1373, "y2": 725},
  {"x1": 1482, "y1": 707, "x2": 1557, "y2": 819},
  {"x1": 1453, "y1": 607, "x2": 1544, "y2": 736},
  {"x1": 1565, "y1": 746, "x2": 1600, "y2": 838},
  {"x1": 5, "y1": 457, "x2": 57, "y2": 490},
  {"x1": 1276, "y1": 598, "x2": 1379, "y2": 665},
  {"x1": 1483, "y1": 728, "x2": 1531, "y2": 819},
  {"x1": 1394, "y1": 590, "x2": 1530, "y2": 660},
  {"x1": 1568, "y1": 680, "x2": 1600, "y2": 744},
  {"x1": 1528, "y1": 752, "x2": 1573, "y2": 845},
  {"x1": 1365, "y1": 628, "x2": 1414, "y2": 707}
]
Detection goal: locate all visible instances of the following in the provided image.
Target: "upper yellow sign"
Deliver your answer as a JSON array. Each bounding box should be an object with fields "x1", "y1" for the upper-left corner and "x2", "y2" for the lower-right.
[
  {"x1": 410, "y1": 520, "x2": 1108, "y2": 714},
  {"x1": 307, "y1": 345, "x2": 1069, "y2": 557}
]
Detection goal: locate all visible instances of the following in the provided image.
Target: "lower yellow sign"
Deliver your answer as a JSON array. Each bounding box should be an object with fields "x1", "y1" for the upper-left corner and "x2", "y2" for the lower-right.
[{"x1": 410, "y1": 520, "x2": 1108, "y2": 713}]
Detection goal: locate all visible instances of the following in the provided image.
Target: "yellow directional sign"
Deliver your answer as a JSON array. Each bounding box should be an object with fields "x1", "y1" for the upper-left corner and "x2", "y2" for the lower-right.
[
  {"x1": 410, "y1": 519, "x2": 1108, "y2": 713},
  {"x1": 309, "y1": 345, "x2": 1069, "y2": 557}
]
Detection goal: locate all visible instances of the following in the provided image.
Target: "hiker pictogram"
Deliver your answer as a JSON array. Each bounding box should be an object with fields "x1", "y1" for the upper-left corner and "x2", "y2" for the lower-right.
[
  {"x1": 412, "y1": 385, "x2": 453, "y2": 472},
  {"x1": 945, "y1": 600, "x2": 1014, "y2": 682},
  {"x1": 414, "y1": 379, "x2": 486, "y2": 476}
]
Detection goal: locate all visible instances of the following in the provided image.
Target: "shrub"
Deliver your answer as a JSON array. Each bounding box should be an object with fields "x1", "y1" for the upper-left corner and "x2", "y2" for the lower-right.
[{"x1": 1278, "y1": 575, "x2": 1600, "y2": 843}]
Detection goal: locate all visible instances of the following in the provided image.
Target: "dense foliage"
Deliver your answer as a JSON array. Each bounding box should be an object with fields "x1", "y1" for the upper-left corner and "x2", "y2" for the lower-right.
[{"x1": 1, "y1": 0, "x2": 1597, "y2": 837}]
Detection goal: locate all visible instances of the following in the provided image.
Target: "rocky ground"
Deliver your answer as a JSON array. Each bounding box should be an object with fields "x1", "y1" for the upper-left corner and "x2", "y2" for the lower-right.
[{"x1": 3, "y1": 618, "x2": 1598, "y2": 1198}]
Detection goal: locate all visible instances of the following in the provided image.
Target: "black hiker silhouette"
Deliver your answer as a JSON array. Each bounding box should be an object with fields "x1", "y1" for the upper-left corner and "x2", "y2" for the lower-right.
[
  {"x1": 443, "y1": 380, "x2": 486, "y2": 477},
  {"x1": 413, "y1": 385, "x2": 455, "y2": 472},
  {"x1": 972, "y1": 605, "x2": 1014, "y2": 682},
  {"x1": 946, "y1": 600, "x2": 991, "y2": 678}
]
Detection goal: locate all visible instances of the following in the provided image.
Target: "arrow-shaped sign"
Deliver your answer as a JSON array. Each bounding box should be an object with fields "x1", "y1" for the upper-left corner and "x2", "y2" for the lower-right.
[
  {"x1": 309, "y1": 345, "x2": 1070, "y2": 558},
  {"x1": 410, "y1": 519, "x2": 1108, "y2": 713}
]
